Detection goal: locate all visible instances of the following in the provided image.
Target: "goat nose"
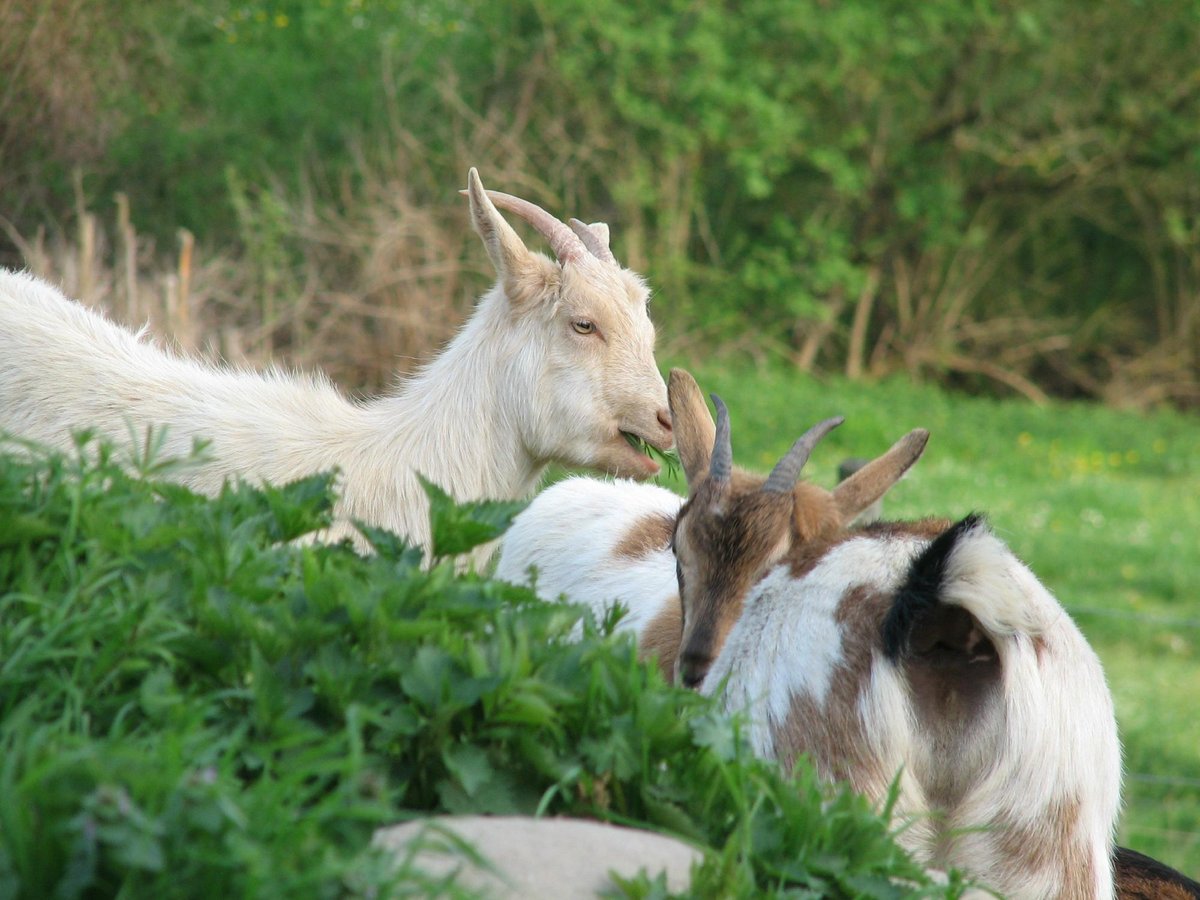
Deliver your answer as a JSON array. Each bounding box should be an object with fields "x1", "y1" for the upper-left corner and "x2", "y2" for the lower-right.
[
  {"x1": 657, "y1": 408, "x2": 672, "y2": 433},
  {"x1": 679, "y1": 662, "x2": 707, "y2": 690}
]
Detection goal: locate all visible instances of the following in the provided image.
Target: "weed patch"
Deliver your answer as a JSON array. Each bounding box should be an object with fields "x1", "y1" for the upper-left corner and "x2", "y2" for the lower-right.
[{"x1": 0, "y1": 438, "x2": 962, "y2": 897}]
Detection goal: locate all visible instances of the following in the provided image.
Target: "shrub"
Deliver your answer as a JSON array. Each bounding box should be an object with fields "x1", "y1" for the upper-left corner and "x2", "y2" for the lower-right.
[{"x1": 4, "y1": 0, "x2": 1196, "y2": 406}]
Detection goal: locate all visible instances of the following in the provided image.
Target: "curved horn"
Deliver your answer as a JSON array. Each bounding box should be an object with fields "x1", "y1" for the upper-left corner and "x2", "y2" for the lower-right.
[
  {"x1": 709, "y1": 394, "x2": 733, "y2": 483},
  {"x1": 568, "y1": 218, "x2": 617, "y2": 265},
  {"x1": 762, "y1": 416, "x2": 845, "y2": 494},
  {"x1": 483, "y1": 190, "x2": 586, "y2": 265}
]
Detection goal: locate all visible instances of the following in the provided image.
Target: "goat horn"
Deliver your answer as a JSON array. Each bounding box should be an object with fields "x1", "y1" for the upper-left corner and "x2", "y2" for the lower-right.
[
  {"x1": 709, "y1": 394, "x2": 733, "y2": 483},
  {"x1": 568, "y1": 218, "x2": 617, "y2": 265},
  {"x1": 762, "y1": 416, "x2": 845, "y2": 494},
  {"x1": 482, "y1": 190, "x2": 586, "y2": 265}
]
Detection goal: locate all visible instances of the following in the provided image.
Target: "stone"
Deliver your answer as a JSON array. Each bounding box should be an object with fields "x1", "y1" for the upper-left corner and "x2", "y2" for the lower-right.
[{"x1": 372, "y1": 815, "x2": 702, "y2": 898}]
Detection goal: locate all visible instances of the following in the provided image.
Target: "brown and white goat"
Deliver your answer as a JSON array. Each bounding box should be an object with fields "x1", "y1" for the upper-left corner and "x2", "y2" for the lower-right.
[
  {"x1": 670, "y1": 389, "x2": 1123, "y2": 898},
  {"x1": 497, "y1": 369, "x2": 1135, "y2": 897}
]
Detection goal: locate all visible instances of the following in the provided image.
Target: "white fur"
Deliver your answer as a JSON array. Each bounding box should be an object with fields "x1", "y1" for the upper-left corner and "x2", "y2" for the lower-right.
[
  {"x1": 0, "y1": 178, "x2": 672, "y2": 560},
  {"x1": 704, "y1": 539, "x2": 918, "y2": 761},
  {"x1": 495, "y1": 476, "x2": 682, "y2": 633}
]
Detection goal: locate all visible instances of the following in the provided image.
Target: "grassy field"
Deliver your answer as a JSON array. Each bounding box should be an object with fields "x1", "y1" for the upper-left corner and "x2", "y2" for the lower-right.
[{"x1": 661, "y1": 354, "x2": 1200, "y2": 875}]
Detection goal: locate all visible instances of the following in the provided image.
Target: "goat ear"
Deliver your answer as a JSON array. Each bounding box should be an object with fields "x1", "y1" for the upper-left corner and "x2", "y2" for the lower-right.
[
  {"x1": 583, "y1": 221, "x2": 609, "y2": 246},
  {"x1": 668, "y1": 368, "x2": 716, "y2": 485},
  {"x1": 832, "y1": 428, "x2": 929, "y2": 525},
  {"x1": 465, "y1": 169, "x2": 534, "y2": 278},
  {"x1": 569, "y1": 219, "x2": 617, "y2": 265}
]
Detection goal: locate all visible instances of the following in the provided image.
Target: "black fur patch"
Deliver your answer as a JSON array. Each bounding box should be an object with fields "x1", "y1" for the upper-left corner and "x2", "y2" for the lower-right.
[
  {"x1": 882, "y1": 513, "x2": 986, "y2": 661},
  {"x1": 1115, "y1": 845, "x2": 1200, "y2": 898}
]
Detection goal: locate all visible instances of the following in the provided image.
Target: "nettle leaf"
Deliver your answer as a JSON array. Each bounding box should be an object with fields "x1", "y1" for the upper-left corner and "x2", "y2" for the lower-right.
[
  {"x1": 263, "y1": 472, "x2": 338, "y2": 542},
  {"x1": 442, "y1": 743, "x2": 494, "y2": 797},
  {"x1": 436, "y1": 776, "x2": 522, "y2": 815},
  {"x1": 250, "y1": 644, "x2": 287, "y2": 731},
  {"x1": 579, "y1": 720, "x2": 639, "y2": 781},
  {"x1": 689, "y1": 711, "x2": 739, "y2": 762},
  {"x1": 400, "y1": 645, "x2": 453, "y2": 711},
  {"x1": 356, "y1": 524, "x2": 423, "y2": 565},
  {"x1": 640, "y1": 788, "x2": 706, "y2": 843},
  {"x1": 436, "y1": 745, "x2": 531, "y2": 815},
  {"x1": 216, "y1": 473, "x2": 336, "y2": 545},
  {"x1": 418, "y1": 475, "x2": 528, "y2": 560}
]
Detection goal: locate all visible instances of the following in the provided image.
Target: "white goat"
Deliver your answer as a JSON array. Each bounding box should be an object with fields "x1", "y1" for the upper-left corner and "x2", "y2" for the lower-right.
[
  {"x1": 496, "y1": 369, "x2": 1124, "y2": 898},
  {"x1": 0, "y1": 170, "x2": 673, "y2": 558}
]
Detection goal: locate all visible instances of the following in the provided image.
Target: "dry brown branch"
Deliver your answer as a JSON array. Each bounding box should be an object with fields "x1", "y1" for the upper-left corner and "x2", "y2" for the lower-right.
[
  {"x1": 177, "y1": 229, "x2": 194, "y2": 346},
  {"x1": 939, "y1": 353, "x2": 1051, "y2": 405},
  {"x1": 115, "y1": 192, "x2": 137, "y2": 320},
  {"x1": 794, "y1": 286, "x2": 846, "y2": 373},
  {"x1": 845, "y1": 263, "x2": 881, "y2": 380}
]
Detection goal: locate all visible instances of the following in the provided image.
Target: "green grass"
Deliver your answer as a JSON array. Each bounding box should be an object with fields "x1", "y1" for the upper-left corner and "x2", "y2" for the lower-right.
[
  {"x1": 0, "y1": 436, "x2": 963, "y2": 898},
  {"x1": 663, "y1": 355, "x2": 1200, "y2": 875}
]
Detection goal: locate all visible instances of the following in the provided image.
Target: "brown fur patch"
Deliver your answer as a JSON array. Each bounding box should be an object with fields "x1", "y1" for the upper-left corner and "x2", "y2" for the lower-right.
[
  {"x1": 993, "y1": 795, "x2": 1097, "y2": 899},
  {"x1": 776, "y1": 586, "x2": 893, "y2": 797},
  {"x1": 613, "y1": 512, "x2": 675, "y2": 560},
  {"x1": 790, "y1": 482, "x2": 840, "y2": 541},
  {"x1": 881, "y1": 516, "x2": 1004, "y2": 808},
  {"x1": 639, "y1": 595, "x2": 683, "y2": 681},
  {"x1": 903, "y1": 607, "x2": 1000, "y2": 786},
  {"x1": 674, "y1": 478, "x2": 794, "y2": 683},
  {"x1": 858, "y1": 516, "x2": 954, "y2": 542}
]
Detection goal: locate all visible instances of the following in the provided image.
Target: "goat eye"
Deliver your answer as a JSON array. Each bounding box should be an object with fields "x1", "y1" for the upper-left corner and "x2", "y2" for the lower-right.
[{"x1": 572, "y1": 320, "x2": 596, "y2": 335}]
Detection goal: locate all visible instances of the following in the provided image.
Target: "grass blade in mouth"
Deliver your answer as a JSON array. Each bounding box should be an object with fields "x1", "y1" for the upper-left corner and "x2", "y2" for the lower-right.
[{"x1": 623, "y1": 431, "x2": 680, "y2": 479}]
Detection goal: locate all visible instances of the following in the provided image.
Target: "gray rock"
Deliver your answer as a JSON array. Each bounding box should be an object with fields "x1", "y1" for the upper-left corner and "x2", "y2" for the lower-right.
[{"x1": 372, "y1": 815, "x2": 703, "y2": 898}]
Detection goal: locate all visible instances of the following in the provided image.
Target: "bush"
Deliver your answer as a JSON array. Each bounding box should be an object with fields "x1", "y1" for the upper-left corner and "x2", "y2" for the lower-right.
[
  {"x1": 0, "y1": 438, "x2": 963, "y2": 897},
  {"x1": 3, "y1": 0, "x2": 1197, "y2": 406}
]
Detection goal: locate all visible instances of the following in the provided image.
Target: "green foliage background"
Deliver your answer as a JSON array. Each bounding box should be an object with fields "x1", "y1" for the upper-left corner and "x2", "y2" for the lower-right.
[{"x1": 3, "y1": 0, "x2": 1199, "y2": 403}]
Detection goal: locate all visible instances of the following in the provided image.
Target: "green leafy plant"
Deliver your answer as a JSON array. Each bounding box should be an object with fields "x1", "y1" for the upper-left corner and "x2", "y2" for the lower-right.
[
  {"x1": 0, "y1": 436, "x2": 962, "y2": 897},
  {"x1": 418, "y1": 474, "x2": 528, "y2": 563},
  {"x1": 9, "y1": 0, "x2": 1198, "y2": 406}
]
